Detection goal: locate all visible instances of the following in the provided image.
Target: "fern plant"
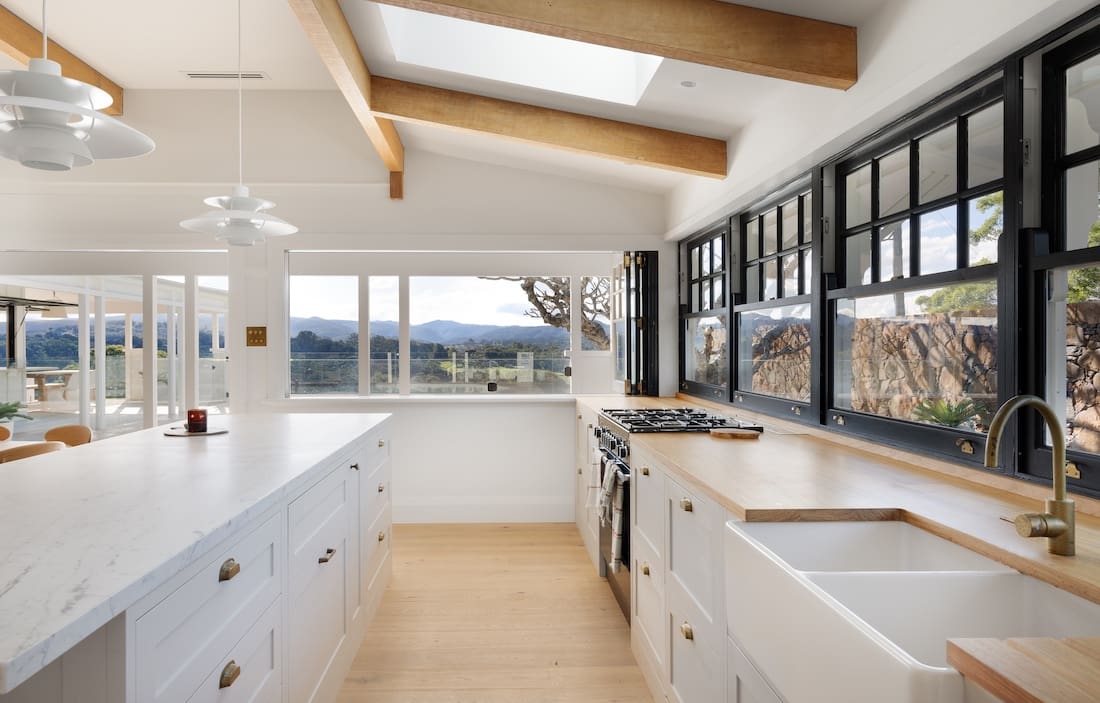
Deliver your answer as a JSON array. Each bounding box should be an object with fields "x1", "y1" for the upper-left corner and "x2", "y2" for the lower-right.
[
  {"x1": 0, "y1": 401, "x2": 32, "y2": 422},
  {"x1": 911, "y1": 398, "x2": 978, "y2": 427}
]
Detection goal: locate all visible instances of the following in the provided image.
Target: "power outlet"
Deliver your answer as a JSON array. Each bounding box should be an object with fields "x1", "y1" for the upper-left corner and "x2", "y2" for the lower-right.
[{"x1": 246, "y1": 326, "x2": 267, "y2": 347}]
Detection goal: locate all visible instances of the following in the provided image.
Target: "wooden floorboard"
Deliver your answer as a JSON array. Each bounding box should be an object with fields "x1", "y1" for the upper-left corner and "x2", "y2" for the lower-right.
[{"x1": 338, "y1": 523, "x2": 655, "y2": 703}]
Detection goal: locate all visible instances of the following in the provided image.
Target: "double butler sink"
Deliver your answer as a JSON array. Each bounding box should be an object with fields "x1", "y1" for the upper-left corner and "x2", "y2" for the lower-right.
[{"x1": 725, "y1": 520, "x2": 1100, "y2": 703}]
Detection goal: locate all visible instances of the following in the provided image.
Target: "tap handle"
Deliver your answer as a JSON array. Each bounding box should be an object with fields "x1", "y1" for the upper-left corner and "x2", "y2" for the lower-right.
[{"x1": 1014, "y1": 513, "x2": 1067, "y2": 538}]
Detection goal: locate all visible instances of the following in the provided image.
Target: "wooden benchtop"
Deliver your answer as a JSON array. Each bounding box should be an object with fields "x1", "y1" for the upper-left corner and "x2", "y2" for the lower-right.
[
  {"x1": 579, "y1": 395, "x2": 1100, "y2": 701},
  {"x1": 947, "y1": 638, "x2": 1100, "y2": 702}
]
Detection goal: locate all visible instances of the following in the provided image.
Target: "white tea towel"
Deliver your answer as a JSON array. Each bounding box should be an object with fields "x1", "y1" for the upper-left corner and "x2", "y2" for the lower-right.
[{"x1": 597, "y1": 457, "x2": 617, "y2": 525}]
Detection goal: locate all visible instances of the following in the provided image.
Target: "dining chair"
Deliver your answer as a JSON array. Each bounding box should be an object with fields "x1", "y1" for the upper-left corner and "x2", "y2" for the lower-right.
[
  {"x1": 44, "y1": 424, "x2": 93, "y2": 447},
  {"x1": 0, "y1": 425, "x2": 9, "y2": 441},
  {"x1": 0, "y1": 441, "x2": 65, "y2": 463}
]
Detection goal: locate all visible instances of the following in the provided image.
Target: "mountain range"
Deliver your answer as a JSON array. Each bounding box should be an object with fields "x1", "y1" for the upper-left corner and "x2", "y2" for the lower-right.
[{"x1": 290, "y1": 317, "x2": 572, "y2": 346}]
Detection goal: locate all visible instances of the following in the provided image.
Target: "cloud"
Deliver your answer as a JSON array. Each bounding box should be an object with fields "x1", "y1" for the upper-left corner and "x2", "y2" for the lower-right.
[{"x1": 496, "y1": 302, "x2": 530, "y2": 316}]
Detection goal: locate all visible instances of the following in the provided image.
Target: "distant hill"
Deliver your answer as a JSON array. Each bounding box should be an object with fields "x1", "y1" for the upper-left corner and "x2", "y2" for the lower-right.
[{"x1": 291, "y1": 317, "x2": 572, "y2": 346}]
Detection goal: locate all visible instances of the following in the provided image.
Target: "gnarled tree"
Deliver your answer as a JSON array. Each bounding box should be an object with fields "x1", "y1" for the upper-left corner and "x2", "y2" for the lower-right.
[{"x1": 480, "y1": 276, "x2": 610, "y2": 350}]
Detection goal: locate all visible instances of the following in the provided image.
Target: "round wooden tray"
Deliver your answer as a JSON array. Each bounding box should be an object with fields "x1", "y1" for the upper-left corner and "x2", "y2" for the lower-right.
[{"x1": 163, "y1": 426, "x2": 228, "y2": 437}]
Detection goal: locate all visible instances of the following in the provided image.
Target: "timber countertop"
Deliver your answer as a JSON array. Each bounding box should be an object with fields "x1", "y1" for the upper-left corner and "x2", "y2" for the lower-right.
[
  {"x1": 0, "y1": 413, "x2": 389, "y2": 694},
  {"x1": 579, "y1": 395, "x2": 1100, "y2": 701}
]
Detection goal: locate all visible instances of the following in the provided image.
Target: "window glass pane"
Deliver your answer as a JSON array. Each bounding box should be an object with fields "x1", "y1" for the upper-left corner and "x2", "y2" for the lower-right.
[
  {"x1": 1058, "y1": 264, "x2": 1100, "y2": 452},
  {"x1": 918, "y1": 124, "x2": 958, "y2": 204},
  {"x1": 763, "y1": 259, "x2": 778, "y2": 301},
  {"x1": 581, "y1": 276, "x2": 611, "y2": 351},
  {"x1": 846, "y1": 163, "x2": 872, "y2": 227},
  {"x1": 878, "y1": 146, "x2": 910, "y2": 217},
  {"x1": 833, "y1": 282, "x2": 997, "y2": 427},
  {"x1": 846, "y1": 232, "x2": 873, "y2": 285},
  {"x1": 968, "y1": 102, "x2": 1003, "y2": 187},
  {"x1": 802, "y1": 249, "x2": 812, "y2": 294},
  {"x1": 289, "y1": 276, "x2": 359, "y2": 395},
  {"x1": 409, "y1": 276, "x2": 571, "y2": 394},
  {"x1": 737, "y1": 303, "x2": 811, "y2": 402},
  {"x1": 685, "y1": 315, "x2": 728, "y2": 388},
  {"x1": 781, "y1": 199, "x2": 799, "y2": 250},
  {"x1": 1065, "y1": 160, "x2": 1100, "y2": 250},
  {"x1": 701, "y1": 240, "x2": 712, "y2": 276},
  {"x1": 919, "y1": 205, "x2": 957, "y2": 275},
  {"x1": 802, "y1": 191, "x2": 813, "y2": 243},
  {"x1": 712, "y1": 236, "x2": 724, "y2": 272},
  {"x1": 691, "y1": 246, "x2": 701, "y2": 280},
  {"x1": 368, "y1": 276, "x2": 399, "y2": 393},
  {"x1": 713, "y1": 277, "x2": 725, "y2": 309},
  {"x1": 878, "y1": 220, "x2": 911, "y2": 282},
  {"x1": 763, "y1": 210, "x2": 778, "y2": 256},
  {"x1": 745, "y1": 265, "x2": 760, "y2": 302},
  {"x1": 745, "y1": 218, "x2": 759, "y2": 261},
  {"x1": 1066, "y1": 53, "x2": 1100, "y2": 155},
  {"x1": 691, "y1": 283, "x2": 700, "y2": 312},
  {"x1": 782, "y1": 254, "x2": 799, "y2": 298},
  {"x1": 701, "y1": 279, "x2": 712, "y2": 311},
  {"x1": 968, "y1": 192, "x2": 1003, "y2": 266}
]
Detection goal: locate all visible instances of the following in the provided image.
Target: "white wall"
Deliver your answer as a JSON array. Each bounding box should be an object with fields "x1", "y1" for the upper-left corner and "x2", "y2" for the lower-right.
[{"x1": 664, "y1": 0, "x2": 1100, "y2": 240}]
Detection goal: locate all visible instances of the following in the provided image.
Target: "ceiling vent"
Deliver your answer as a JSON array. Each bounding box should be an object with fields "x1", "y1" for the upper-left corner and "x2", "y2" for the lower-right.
[{"x1": 184, "y1": 71, "x2": 268, "y2": 80}]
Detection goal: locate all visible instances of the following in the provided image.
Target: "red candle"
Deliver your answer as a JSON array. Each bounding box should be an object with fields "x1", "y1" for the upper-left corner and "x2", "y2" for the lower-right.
[{"x1": 186, "y1": 408, "x2": 207, "y2": 433}]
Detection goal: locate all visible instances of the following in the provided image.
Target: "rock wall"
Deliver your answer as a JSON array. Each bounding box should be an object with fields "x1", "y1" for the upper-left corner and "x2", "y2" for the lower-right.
[
  {"x1": 742, "y1": 315, "x2": 811, "y2": 401},
  {"x1": 1067, "y1": 301, "x2": 1100, "y2": 451},
  {"x1": 837, "y1": 313, "x2": 997, "y2": 422}
]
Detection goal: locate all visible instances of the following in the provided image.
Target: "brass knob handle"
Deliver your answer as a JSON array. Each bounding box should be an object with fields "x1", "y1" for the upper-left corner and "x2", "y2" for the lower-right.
[
  {"x1": 641, "y1": 467, "x2": 650, "y2": 476},
  {"x1": 642, "y1": 563, "x2": 650, "y2": 576},
  {"x1": 680, "y1": 622, "x2": 694, "y2": 640},
  {"x1": 378, "y1": 439, "x2": 386, "y2": 448},
  {"x1": 219, "y1": 660, "x2": 241, "y2": 689},
  {"x1": 378, "y1": 531, "x2": 386, "y2": 542},
  {"x1": 318, "y1": 547, "x2": 336, "y2": 564},
  {"x1": 218, "y1": 558, "x2": 240, "y2": 582},
  {"x1": 680, "y1": 497, "x2": 693, "y2": 512},
  {"x1": 350, "y1": 463, "x2": 360, "y2": 471},
  {"x1": 378, "y1": 482, "x2": 385, "y2": 493},
  {"x1": 1014, "y1": 513, "x2": 1068, "y2": 538}
]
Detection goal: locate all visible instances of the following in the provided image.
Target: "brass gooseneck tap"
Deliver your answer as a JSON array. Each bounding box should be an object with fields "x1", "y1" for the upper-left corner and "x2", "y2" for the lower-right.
[{"x1": 984, "y1": 394, "x2": 1075, "y2": 556}]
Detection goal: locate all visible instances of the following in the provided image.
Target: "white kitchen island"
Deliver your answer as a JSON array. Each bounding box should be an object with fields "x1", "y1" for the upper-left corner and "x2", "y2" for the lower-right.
[{"x1": 0, "y1": 412, "x2": 392, "y2": 703}]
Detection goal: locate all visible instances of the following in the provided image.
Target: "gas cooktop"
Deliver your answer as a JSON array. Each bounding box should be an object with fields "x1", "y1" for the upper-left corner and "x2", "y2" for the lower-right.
[{"x1": 600, "y1": 407, "x2": 763, "y2": 433}]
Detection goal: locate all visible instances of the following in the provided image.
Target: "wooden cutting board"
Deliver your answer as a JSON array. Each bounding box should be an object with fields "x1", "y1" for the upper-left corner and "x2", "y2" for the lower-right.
[{"x1": 709, "y1": 427, "x2": 761, "y2": 440}]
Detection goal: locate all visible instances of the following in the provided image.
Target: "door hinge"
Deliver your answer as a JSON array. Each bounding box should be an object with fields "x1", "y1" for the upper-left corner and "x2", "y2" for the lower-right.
[
  {"x1": 623, "y1": 253, "x2": 631, "y2": 268},
  {"x1": 635, "y1": 253, "x2": 646, "y2": 267},
  {"x1": 635, "y1": 317, "x2": 645, "y2": 330}
]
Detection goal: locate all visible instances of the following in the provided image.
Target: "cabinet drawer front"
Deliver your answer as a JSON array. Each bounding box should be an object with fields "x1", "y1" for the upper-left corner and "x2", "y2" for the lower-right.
[
  {"x1": 668, "y1": 590, "x2": 723, "y2": 703},
  {"x1": 186, "y1": 599, "x2": 282, "y2": 703},
  {"x1": 134, "y1": 513, "x2": 282, "y2": 703},
  {"x1": 632, "y1": 535, "x2": 664, "y2": 672},
  {"x1": 633, "y1": 451, "x2": 665, "y2": 560},
  {"x1": 361, "y1": 431, "x2": 390, "y2": 475},
  {"x1": 668, "y1": 481, "x2": 719, "y2": 618},
  {"x1": 288, "y1": 467, "x2": 352, "y2": 703},
  {"x1": 363, "y1": 502, "x2": 392, "y2": 591},
  {"x1": 361, "y1": 458, "x2": 391, "y2": 533}
]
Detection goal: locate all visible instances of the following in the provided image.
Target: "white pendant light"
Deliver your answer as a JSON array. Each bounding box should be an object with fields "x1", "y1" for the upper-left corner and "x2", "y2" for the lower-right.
[
  {"x1": 0, "y1": 0, "x2": 154, "y2": 171},
  {"x1": 180, "y1": 0, "x2": 296, "y2": 247}
]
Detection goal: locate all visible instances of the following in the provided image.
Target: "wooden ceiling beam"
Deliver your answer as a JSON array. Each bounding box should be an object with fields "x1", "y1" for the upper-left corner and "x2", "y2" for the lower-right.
[
  {"x1": 370, "y1": 76, "x2": 727, "y2": 178},
  {"x1": 0, "y1": 4, "x2": 124, "y2": 115},
  {"x1": 372, "y1": 0, "x2": 857, "y2": 90},
  {"x1": 289, "y1": 0, "x2": 406, "y2": 198}
]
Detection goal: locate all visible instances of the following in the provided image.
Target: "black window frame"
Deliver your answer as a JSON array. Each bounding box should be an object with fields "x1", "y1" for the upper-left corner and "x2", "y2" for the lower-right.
[{"x1": 679, "y1": 224, "x2": 730, "y2": 401}]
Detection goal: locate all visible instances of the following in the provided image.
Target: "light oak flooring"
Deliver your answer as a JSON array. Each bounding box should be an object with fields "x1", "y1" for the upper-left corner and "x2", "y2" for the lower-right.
[{"x1": 338, "y1": 523, "x2": 655, "y2": 703}]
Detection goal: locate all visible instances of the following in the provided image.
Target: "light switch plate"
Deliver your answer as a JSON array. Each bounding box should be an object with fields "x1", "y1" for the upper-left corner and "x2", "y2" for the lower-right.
[{"x1": 246, "y1": 326, "x2": 267, "y2": 347}]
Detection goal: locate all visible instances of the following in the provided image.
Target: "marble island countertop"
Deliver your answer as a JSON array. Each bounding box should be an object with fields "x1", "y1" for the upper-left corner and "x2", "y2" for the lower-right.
[{"x1": 0, "y1": 412, "x2": 388, "y2": 694}]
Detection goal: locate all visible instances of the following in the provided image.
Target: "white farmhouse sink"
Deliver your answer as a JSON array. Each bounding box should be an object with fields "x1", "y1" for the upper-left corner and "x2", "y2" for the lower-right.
[
  {"x1": 733, "y1": 520, "x2": 1012, "y2": 572},
  {"x1": 725, "y1": 520, "x2": 1100, "y2": 703}
]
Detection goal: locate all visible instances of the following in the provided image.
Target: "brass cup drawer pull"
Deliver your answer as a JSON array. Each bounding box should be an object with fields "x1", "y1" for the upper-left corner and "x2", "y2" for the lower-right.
[
  {"x1": 680, "y1": 622, "x2": 694, "y2": 640},
  {"x1": 679, "y1": 497, "x2": 694, "y2": 512},
  {"x1": 377, "y1": 482, "x2": 385, "y2": 493},
  {"x1": 318, "y1": 547, "x2": 337, "y2": 564},
  {"x1": 378, "y1": 531, "x2": 386, "y2": 542},
  {"x1": 641, "y1": 562, "x2": 650, "y2": 576},
  {"x1": 218, "y1": 558, "x2": 240, "y2": 582},
  {"x1": 378, "y1": 439, "x2": 386, "y2": 447},
  {"x1": 641, "y1": 467, "x2": 650, "y2": 476},
  {"x1": 219, "y1": 660, "x2": 241, "y2": 689}
]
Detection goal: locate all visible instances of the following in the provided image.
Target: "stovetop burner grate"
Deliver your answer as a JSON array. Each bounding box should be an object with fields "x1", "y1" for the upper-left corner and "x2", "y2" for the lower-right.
[{"x1": 600, "y1": 408, "x2": 763, "y2": 433}]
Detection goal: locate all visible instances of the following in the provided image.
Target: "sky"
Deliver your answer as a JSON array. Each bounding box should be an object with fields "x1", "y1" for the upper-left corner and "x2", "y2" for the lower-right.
[{"x1": 288, "y1": 275, "x2": 569, "y2": 327}]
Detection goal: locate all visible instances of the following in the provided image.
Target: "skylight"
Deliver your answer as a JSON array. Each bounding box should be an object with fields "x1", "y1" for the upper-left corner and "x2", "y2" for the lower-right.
[{"x1": 378, "y1": 6, "x2": 663, "y2": 106}]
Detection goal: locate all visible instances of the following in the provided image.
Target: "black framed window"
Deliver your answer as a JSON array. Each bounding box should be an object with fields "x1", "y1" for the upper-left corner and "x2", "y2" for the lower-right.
[
  {"x1": 681, "y1": 227, "x2": 728, "y2": 396},
  {"x1": 734, "y1": 183, "x2": 815, "y2": 414},
  {"x1": 830, "y1": 86, "x2": 1004, "y2": 457}
]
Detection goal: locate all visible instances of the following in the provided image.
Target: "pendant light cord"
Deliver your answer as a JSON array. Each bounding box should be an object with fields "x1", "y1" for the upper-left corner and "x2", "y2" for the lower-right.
[
  {"x1": 237, "y1": 0, "x2": 243, "y2": 187},
  {"x1": 41, "y1": 0, "x2": 47, "y2": 59}
]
